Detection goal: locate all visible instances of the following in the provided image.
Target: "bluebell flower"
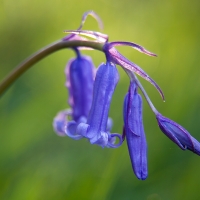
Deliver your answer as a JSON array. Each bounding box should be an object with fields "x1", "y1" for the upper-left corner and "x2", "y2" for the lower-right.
[
  {"x1": 3, "y1": 9, "x2": 200, "y2": 180},
  {"x1": 156, "y1": 113, "x2": 200, "y2": 155},
  {"x1": 53, "y1": 53, "x2": 95, "y2": 139},
  {"x1": 53, "y1": 11, "x2": 200, "y2": 179},
  {"x1": 76, "y1": 62, "x2": 123, "y2": 148},
  {"x1": 53, "y1": 11, "x2": 104, "y2": 140},
  {"x1": 123, "y1": 81, "x2": 148, "y2": 180}
]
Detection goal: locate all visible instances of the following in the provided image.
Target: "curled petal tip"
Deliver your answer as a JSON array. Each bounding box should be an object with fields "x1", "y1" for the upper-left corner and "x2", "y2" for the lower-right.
[
  {"x1": 107, "y1": 134, "x2": 123, "y2": 148},
  {"x1": 53, "y1": 110, "x2": 72, "y2": 136},
  {"x1": 66, "y1": 121, "x2": 83, "y2": 140}
]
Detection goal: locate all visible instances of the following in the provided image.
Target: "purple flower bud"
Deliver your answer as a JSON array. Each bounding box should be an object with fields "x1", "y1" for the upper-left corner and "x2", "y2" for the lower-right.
[
  {"x1": 77, "y1": 62, "x2": 123, "y2": 148},
  {"x1": 156, "y1": 113, "x2": 200, "y2": 155},
  {"x1": 123, "y1": 81, "x2": 148, "y2": 180},
  {"x1": 53, "y1": 54, "x2": 95, "y2": 139}
]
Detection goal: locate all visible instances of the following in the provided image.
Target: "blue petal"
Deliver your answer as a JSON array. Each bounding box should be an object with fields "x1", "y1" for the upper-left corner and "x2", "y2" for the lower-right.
[
  {"x1": 76, "y1": 122, "x2": 89, "y2": 138},
  {"x1": 77, "y1": 123, "x2": 109, "y2": 148},
  {"x1": 66, "y1": 121, "x2": 83, "y2": 140},
  {"x1": 107, "y1": 133, "x2": 123, "y2": 148},
  {"x1": 86, "y1": 62, "x2": 119, "y2": 139},
  {"x1": 76, "y1": 62, "x2": 123, "y2": 148},
  {"x1": 53, "y1": 110, "x2": 85, "y2": 140},
  {"x1": 90, "y1": 131, "x2": 108, "y2": 148}
]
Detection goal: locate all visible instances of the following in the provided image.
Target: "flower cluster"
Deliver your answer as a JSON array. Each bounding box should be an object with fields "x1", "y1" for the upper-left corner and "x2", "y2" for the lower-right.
[{"x1": 53, "y1": 11, "x2": 200, "y2": 180}]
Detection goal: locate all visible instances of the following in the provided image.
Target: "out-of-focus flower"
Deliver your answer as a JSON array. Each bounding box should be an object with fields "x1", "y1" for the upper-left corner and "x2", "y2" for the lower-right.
[
  {"x1": 53, "y1": 53, "x2": 95, "y2": 139},
  {"x1": 123, "y1": 81, "x2": 148, "y2": 180},
  {"x1": 65, "y1": 54, "x2": 94, "y2": 122}
]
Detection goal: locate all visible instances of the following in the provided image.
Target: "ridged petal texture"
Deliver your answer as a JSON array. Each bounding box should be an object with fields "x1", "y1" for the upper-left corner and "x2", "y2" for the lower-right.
[
  {"x1": 77, "y1": 62, "x2": 123, "y2": 148},
  {"x1": 123, "y1": 81, "x2": 148, "y2": 180},
  {"x1": 156, "y1": 113, "x2": 200, "y2": 155},
  {"x1": 65, "y1": 55, "x2": 94, "y2": 121}
]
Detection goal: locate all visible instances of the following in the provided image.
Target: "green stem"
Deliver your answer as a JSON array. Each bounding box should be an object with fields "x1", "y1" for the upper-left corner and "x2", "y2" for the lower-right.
[{"x1": 0, "y1": 40, "x2": 104, "y2": 96}]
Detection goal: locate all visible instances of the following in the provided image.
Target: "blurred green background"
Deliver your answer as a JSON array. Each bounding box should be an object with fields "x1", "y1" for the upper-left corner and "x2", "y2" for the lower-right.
[{"x1": 1, "y1": 0, "x2": 200, "y2": 199}]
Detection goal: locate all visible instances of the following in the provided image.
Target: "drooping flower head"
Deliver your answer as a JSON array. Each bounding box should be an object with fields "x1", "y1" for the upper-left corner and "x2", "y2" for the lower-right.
[
  {"x1": 53, "y1": 11, "x2": 102, "y2": 138},
  {"x1": 53, "y1": 11, "x2": 121, "y2": 147},
  {"x1": 53, "y1": 11, "x2": 200, "y2": 180},
  {"x1": 76, "y1": 62, "x2": 123, "y2": 148},
  {"x1": 53, "y1": 53, "x2": 95, "y2": 139}
]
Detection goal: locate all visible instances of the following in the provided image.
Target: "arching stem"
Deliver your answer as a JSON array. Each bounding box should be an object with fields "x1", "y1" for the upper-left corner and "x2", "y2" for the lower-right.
[{"x1": 0, "y1": 40, "x2": 104, "y2": 96}]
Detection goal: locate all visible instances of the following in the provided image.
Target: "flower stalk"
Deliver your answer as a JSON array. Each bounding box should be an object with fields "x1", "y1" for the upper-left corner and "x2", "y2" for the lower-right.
[{"x1": 0, "y1": 40, "x2": 104, "y2": 96}]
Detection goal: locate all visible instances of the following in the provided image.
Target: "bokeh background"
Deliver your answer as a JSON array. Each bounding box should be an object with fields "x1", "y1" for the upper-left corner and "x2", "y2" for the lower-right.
[{"x1": 1, "y1": 0, "x2": 200, "y2": 199}]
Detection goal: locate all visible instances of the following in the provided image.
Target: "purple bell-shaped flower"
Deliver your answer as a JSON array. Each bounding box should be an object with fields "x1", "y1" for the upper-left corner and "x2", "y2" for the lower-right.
[
  {"x1": 53, "y1": 52, "x2": 95, "y2": 139},
  {"x1": 123, "y1": 81, "x2": 148, "y2": 180},
  {"x1": 76, "y1": 62, "x2": 123, "y2": 148}
]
